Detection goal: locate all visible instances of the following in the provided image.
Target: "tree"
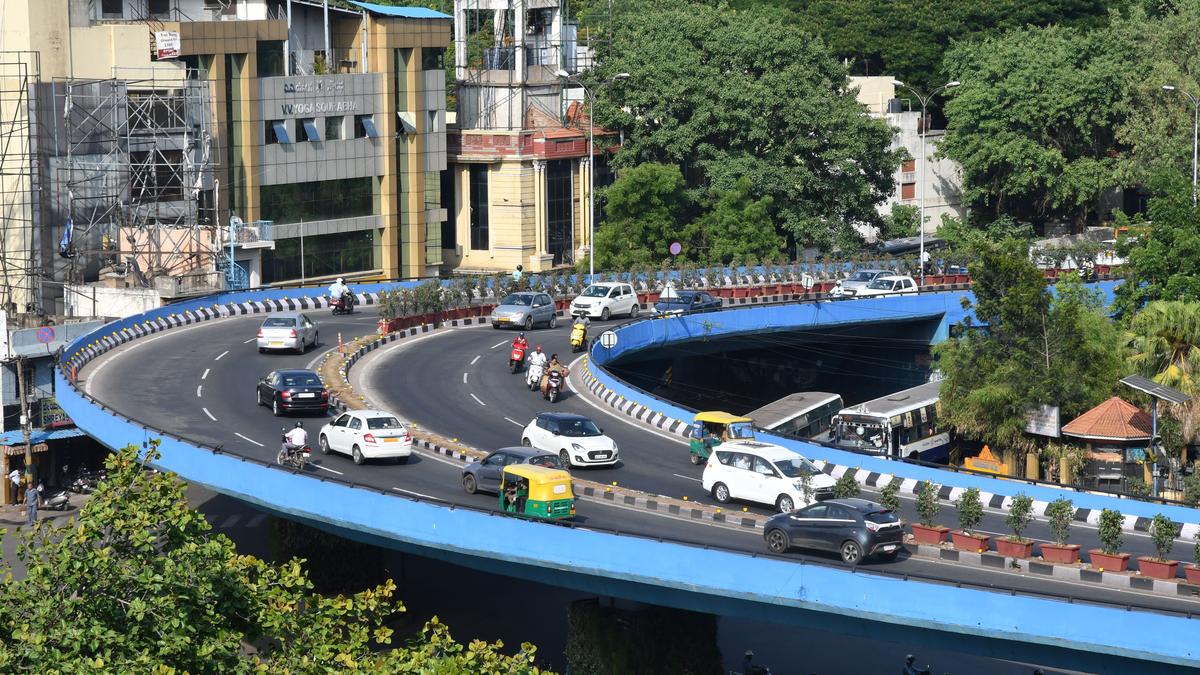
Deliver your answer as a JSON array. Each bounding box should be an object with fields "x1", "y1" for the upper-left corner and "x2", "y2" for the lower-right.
[
  {"x1": 876, "y1": 204, "x2": 919, "y2": 241},
  {"x1": 0, "y1": 443, "x2": 548, "y2": 673},
  {"x1": 1126, "y1": 299, "x2": 1200, "y2": 446},
  {"x1": 593, "y1": 162, "x2": 689, "y2": 270},
  {"x1": 683, "y1": 178, "x2": 782, "y2": 264},
  {"x1": 595, "y1": 0, "x2": 902, "y2": 249},
  {"x1": 939, "y1": 24, "x2": 1137, "y2": 228},
  {"x1": 1113, "y1": 180, "x2": 1200, "y2": 316}
]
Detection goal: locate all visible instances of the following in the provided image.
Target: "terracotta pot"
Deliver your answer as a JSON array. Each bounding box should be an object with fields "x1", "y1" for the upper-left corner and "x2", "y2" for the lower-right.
[
  {"x1": 911, "y1": 523, "x2": 949, "y2": 545},
  {"x1": 1137, "y1": 557, "x2": 1179, "y2": 580},
  {"x1": 376, "y1": 319, "x2": 391, "y2": 335},
  {"x1": 1185, "y1": 565, "x2": 1200, "y2": 585},
  {"x1": 1040, "y1": 543, "x2": 1080, "y2": 565},
  {"x1": 1088, "y1": 549, "x2": 1131, "y2": 572},
  {"x1": 951, "y1": 531, "x2": 991, "y2": 553},
  {"x1": 732, "y1": 287, "x2": 749, "y2": 298},
  {"x1": 996, "y1": 538, "x2": 1034, "y2": 559}
]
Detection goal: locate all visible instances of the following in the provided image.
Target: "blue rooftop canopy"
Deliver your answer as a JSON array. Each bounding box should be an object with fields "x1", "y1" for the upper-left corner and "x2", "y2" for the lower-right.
[
  {"x1": 347, "y1": 1, "x2": 451, "y2": 19},
  {"x1": 0, "y1": 427, "x2": 86, "y2": 446}
]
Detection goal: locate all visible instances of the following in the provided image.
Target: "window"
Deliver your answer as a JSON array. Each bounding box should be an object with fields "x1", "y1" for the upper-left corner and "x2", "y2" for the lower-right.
[
  {"x1": 256, "y1": 41, "x2": 285, "y2": 77},
  {"x1": 355, "y1": 115, "x2": 378, "y2": 138},
  {"x1": 484, "y1": 453, "x2": 505, "y2": 466},
  {"x1": 260, "y1": 177, "x2": 374, "y2": 223},
  {"x1": 325, "y1": 116, "x2": 343, "y2": 140},
  {"x1": 546, "y1": 159, "x2": 573, "y2": 265},
  {"x1": 731, "y1": 453, "x2": 752, "y2": 471},
  {"x1": 101, "y1": 0, "x2": 123, "y2": 17},
  {"x1": 901, "y1": 159, "x2": 916, "y2": 173},
  {"x1": 148, "y1": 0, "x2": 169, "y2": 17},
  {"x1": 366, "y1": 416, "x2": 402, "y2": 430},
  {"x1": 262, "y1": 229, "x2": 375, "y2": 283},
  {"x1": 801, "y1": 504, "x2": 828, "y2": 519},
  {"x1": 469, "y1": 164, "x2": 489, "y2": 250},
  {"x1": 440, "y1": 168, "x2": 456, "y2": 251},
  {"x1": 752, "y1": 457, "x2": 777, "y2": 477},
  {"x1": 297, "y1": 118, "x2": 320, "y2": 142},
  {"x1": 427, "y1": 110, "x2": 439, "y2": 133},
  {"x1": 828, "y1": 506, "x2": 855, "y2": 521},
  {"x1": 266, "y1": 120, "x2": 290, "y2": 145},
  {"x1": 349, "y1": 417, "x2": 362, "y2": 430},
  {"x1": 333, "y1": 414, "x2": 350, "y2": 427},
  {"x1": 422, "y1": 47, "x2": 445, "y2": 71},
  {"x1": 901, "y1": 182, "x2": 915, "y2": 200}
]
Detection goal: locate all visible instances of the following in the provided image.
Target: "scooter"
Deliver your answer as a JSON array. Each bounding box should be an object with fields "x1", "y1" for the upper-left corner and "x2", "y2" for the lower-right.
[
  {"x1": 544, "y1": 369, "x2": 564, "y2": 403},
  {"x1": 569, "y1": 322, "x2": 588, "y2": 353},
  {"x1": 43, "y1": 489, "x2": 71, "y2": 511},
  {"x1": 277, "y1": 429, "x2": 311, "y2": 470},
  {"x1": 526, "y1": 361, "x2": 545, "y2": 391},
  {"x1": 330, "y1": 292, "x2": 354, "y2": 315},
  {"x1": 509, "y1": 343, "x2": 527, "y2": 374}
]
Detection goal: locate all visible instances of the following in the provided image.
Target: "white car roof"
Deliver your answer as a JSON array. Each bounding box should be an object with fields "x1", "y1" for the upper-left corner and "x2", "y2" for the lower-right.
[
  {"x1": 718, "y1": 440, "x2": 803, "y2": 461},
  {"x1": 875, "y1": 275, "x2": 913, "y2": 281},
  {"x1": 347, "y1": 409, "x2": 402, "y2": 419},
  {"x1": 587, "y1": 281, "x2": 626, "y2": 287}
]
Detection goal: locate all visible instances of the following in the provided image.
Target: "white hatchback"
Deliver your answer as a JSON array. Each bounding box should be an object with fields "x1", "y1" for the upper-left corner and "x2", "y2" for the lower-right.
[
  {"x1": 521, "y1": 412, "x2": 619, "y2": 467},
  {"x1": 570, "y1": 282, "x2": 639, "y2": 320},
  {"x1": 852, "y1": 275, "x2": 918, "y2": 298},
  {"x1": 701, "y1": 441, "x2": 835, "y2": 512},
  {"x1": 318, "y1": 410, "x2": 413, "y2": 465}
]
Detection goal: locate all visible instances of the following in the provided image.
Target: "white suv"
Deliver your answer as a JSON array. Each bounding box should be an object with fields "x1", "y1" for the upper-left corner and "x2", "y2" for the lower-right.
[
  {"x1": 702, "y1": 441, "x2": 835, "y2": 512},
  {"x1": 570, "y1": 282, "x2": 639, "y2": 320},
  {"x1": 853, "y1": 275, "x2": 918, "y2": 298}
]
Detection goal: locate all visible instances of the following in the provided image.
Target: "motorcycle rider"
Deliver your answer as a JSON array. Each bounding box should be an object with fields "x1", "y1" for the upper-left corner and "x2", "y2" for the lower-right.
[
  {"x1": 282, "y1": 421, "x2": 308, "y2": 462},
  {"x1": 512, "y1": 332, "x2": 529, "y2": 352},
  {"x1": 526, "y1": 344, "x2": 548, "y2": 387},
  {"x1": 540, "y1": 353, "x2": 569, "y2": 397},
  {"x1": 328, "y1": 277, "x2": 352, "y2": 310}
]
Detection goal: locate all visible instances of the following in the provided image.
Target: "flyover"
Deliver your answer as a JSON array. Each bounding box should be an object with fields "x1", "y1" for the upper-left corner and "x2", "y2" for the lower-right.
[{"x1": 60, "y1": 283, "x2": 1200, "y2": 672}]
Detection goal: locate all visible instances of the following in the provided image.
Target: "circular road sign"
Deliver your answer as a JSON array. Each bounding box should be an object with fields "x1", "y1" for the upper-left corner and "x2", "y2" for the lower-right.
[
  {"x1": 599, "y1": 330, "x2": 619, "y2": 350},
  {"x1": 669, "y1": 241, "x2": 682, "y2": 256},
  {"x1": 36, "y1": 326, "x2": 55, "y2": 344}
]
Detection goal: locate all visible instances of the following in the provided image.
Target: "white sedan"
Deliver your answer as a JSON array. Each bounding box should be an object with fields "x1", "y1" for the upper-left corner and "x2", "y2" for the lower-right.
[
  {"x1": 318, "y1": 410, "x2": 413, "y2": 465},
  {"x1": 521, "y1": 412, "x2": 619, "y2": 467}
]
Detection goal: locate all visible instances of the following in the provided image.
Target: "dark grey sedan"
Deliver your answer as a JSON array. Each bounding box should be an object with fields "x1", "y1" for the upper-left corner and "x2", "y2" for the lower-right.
[
  {"x1": 762, "y1": 498, "x2": 903, "y2": 564},
  {"x1": 461, "y1": 446, "x2": 562, "y2": 495},
  {"x1": 652, "y1": 290, "x2": 721, "y2": 315}
]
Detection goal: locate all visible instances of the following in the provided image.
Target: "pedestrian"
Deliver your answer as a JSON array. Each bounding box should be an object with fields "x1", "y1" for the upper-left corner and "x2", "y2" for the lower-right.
[
  {"x1": 512, "y1": 264, "x2": 523, "y2": 283},
  {"x1": 25, "y1": 481, "x2": 39, "y2": 527},
  {"x1": 8, "y1": 467, "x2": 20, "y2": 505}
]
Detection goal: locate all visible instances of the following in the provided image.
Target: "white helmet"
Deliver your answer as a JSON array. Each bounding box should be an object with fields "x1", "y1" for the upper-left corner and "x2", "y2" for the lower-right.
[{"x1": 336, "y1": 277, "x2": 344, "y2": 284}]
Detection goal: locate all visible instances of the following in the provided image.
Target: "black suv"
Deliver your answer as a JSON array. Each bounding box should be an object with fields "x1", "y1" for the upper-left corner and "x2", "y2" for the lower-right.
[{"x1": 762, "y1": 498, "x2": 903, "y2": 564}]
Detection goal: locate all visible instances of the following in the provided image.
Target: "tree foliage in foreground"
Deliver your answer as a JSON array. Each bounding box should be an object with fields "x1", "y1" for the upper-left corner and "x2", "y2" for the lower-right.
[
  {"x1": 1113, "y1": 178, "x2": 1200, "y2": 318},
  {"x1": 935, "y1": 240, "x2": 1125, "y2": 462},
  {"x1": 0, "y1": 443, "x2": 548, "y2": 674}
]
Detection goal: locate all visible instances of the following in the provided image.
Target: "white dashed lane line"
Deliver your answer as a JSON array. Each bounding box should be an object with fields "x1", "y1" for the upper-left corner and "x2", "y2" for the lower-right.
[
  {"x1": 673, "y1": 473, "x2": 702, "y2": 483},
  {"x1": 470, "y1": 393, "x2": 487, "y2": 406},
  {"x1": 243, "y1": 338, "x2": 256, "y2": 344},
  {"x1": 215, "y1": 350, "x2": 229, "y2": 360},
  {"x1": 470, "y1": 354, "x2": 481, "y2": 365},
  {"x1": 463, "y1": 372, "x2": 469, "y2": 384},
  {"x1": 201, "y1": 368, "x2": 210, "y2": 380},
  {"x1": 202, "y1": 407, "x2": 217, "y2": 421},
  {"x1": 490, "y1": 340, "x2": 507, "y2": 349},
  {"x1": 234, "y1": 432, "x2": 263, "y2": 447},
  {"x1": 392, "y1": 487, "x2": 437, "y2": 500},
  {"x1": 311, "y1": 463, "x2": 344, "y2": 476},
  {"x1": 504, "y1": 417, "x2": 523, "y2": 427}
]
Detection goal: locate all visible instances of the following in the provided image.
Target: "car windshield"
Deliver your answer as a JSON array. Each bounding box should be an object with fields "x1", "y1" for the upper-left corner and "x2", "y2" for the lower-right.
[
  {"x1": 528, "y1": 455, "x2": 563, "y2": 469},
  {"x1": 558, "y1": 418, "x2": 602, "y2": 437},
  {"x1": 867, "y1": 279, "x2": 895, "y2": 290},
  {"x1": 774, "y1": 457, "x2": 820, "y2": 478},
  {"x1": 581, "y1": 285, "x2": 611, "y2": 297},
  {"x1": 865, "y1": 510, "x2": 900, "y2": 525},
  {"x1": 849, "y1": 271, "x2": 877, "y2": 282},
  {"x1": 281, "y1": 374, "x2": 322, "y2": 387},
  {"x1": 366, "y1": 416, "x2": 403, "y2": 430},
  {"x1": 262, "y1": 317, "x2": 294, "y2": 327},
  {"x1": 728, "y1": 422, "x2": 755, "y2": 439},
  {"x1": 661, "y1": 294, "x2": 693, "y2": 305},
  {"x1": 501, "y1": 294, "x2": 533, "y2": 306}
]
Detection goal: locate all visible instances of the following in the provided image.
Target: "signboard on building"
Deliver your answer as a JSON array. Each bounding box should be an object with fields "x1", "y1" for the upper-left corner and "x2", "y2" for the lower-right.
[
  {"x1": 1024, "y1": 404, "x2": 1061, "y2": 437},
  {"x1": 154, "y1": 31, "x2": 180, "y2": 60}
]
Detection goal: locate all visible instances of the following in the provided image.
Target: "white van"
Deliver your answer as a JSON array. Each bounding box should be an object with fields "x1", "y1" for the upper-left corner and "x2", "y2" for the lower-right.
[
  {"x1": 701, "y1": 441, "x2": 835, "y2": 512},
  {"x1": 569, "y1": 282, "x2": 639, "y2": 320}
]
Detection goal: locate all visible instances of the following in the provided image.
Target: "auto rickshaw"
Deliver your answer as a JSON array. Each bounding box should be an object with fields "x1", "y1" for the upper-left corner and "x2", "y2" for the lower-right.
[
  {"x1": 499, "y1": 464, "x2": 576, "y2": 520},
  {"x1": 689, "y1": 411, "x2": 756, "y2": 465}
]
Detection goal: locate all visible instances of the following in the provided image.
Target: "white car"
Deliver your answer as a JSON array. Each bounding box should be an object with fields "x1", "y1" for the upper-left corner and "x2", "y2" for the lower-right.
[
  {"x1": 829, "y1": 269, "x2": 892, "y2": 298},
  {"x1": 318, "y1": 410, "x2": 413, "y2": 465},
  {"x1": 570, "y1": 282, "x2": 639, "y2": 320},
  {"x1": 701, "y1": 441, "x2": 835, "y2": 512},
  {"x1": 256, "y1": 312, "x2": 318, "y2": 353},
  {"x1": 521, "y1": 412, "x2": 619, "y2": 467},
  {"x1": 852, "y1": 275, "x2": 918, "y2": 298}
]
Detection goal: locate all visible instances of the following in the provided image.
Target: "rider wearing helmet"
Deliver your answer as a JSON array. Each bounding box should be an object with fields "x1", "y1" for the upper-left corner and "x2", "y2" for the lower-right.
[
  {"x1": 512, "y1": 331, "x2": 529, "y2": 352},
  {"x1": 284, "y1": 421, "x2": 308, "y2": 457},
  {"x1": 328, "y1": 277, "x2": 351, "y2": 308}
]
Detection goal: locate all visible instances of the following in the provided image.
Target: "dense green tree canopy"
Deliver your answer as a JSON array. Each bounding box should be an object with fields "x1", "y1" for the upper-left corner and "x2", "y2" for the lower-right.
[
  {"x1": 593, "y1": 162, "x2": 688, "y2": 270},
  {"x1": 1113, "y1": 179, "x2": 1200, "y2": 316},
  {"x1": 594, "y1": 0, "x2": 902, "y2": 250},
  {"x1": 682, "y1": 177, "x2": 781, "y2": 265}
]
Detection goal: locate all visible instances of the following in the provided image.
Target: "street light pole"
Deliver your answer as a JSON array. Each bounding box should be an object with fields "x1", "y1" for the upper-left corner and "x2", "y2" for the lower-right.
[
  {"x1": 892, "y1": 80, "x2": 959, "y2": 286},
  {"x1": 1162, "y1": 85, "x2": 1199, "y2": 206},
  {"x1": 555, "y1": 71, "x2": 630, "y2": 283}
]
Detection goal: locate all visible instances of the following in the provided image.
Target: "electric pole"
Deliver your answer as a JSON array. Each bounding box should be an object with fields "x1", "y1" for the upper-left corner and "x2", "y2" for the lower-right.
[{"x1": 15, "y1": 355, "x2": 31, "y2": 480}]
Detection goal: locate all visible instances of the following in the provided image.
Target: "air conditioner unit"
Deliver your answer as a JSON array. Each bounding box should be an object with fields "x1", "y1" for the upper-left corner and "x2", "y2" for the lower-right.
[{"x1": 455, "y1": 244, "x2": 463, "y2": 256}]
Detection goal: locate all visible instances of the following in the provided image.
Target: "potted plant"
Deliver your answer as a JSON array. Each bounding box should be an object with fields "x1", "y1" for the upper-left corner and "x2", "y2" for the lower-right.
[
  {"x1": 1138, "y1": 513, "x2": 1181, "y2": 580},
  {"x1": 832, "y1": 472, "x2": 860, "y2": 499},
  {"x1": 880, "y1": 476, "x2": 902, "y2": 514},
  {"x1": 911, "y1": 481, "x2": 949, "y2": 545},
  {"x1": 1041, "y1": 497, "x2": 1080, "y2": 564},
  {"x1": 1187, "y1": 530, "x2": 1200, "y2": 585},
  {"x1": 996, "y1": 492, "x2": 1035, "y2": 558},
  {"x1": 950, "y1": 487, "x2": 989, "y2": 552},
  {"x1": 1089, "y1": 508, "x2": 1131, "y2": 572}
]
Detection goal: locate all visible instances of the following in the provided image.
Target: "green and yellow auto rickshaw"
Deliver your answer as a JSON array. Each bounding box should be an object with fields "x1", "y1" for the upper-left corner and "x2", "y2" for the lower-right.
[
  {"x1": 500, "y1": 464, "x2": 576, "y2": 520},
  {"x1": 688, "y1": 411, "x2": 757, "y2": 465}
]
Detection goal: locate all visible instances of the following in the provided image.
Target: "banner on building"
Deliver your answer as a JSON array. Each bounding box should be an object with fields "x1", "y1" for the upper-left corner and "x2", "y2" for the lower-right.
[
  {"x1": 155, "y1": 31, "x2": 180, "y2": 60},
  {"x1": 1024, "y1": 404, "x2": 1061, "y2": 437}
]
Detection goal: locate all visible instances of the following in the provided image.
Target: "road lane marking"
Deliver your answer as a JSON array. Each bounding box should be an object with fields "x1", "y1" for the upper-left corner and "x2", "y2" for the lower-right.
[
  {"x1": 235, "y1": 432, "x2": 263, "y2": 447},
  {"x1": 246, "y1": 513, "x2": 267, "y2": 527},
  {"x1": 470, "y1": 393, "x2": 487, "y2": 406},
  {"x1": 311, "y1": 463, "x2": 344, "y2": 476},
  {"x1": 201, "y1": 368, "x2": 210, "y2": 380},
  {"x1": 243, "y1": 338, "x2": 256, "y2": 344},
  {"x1": 221, "y1": 514, "x2": 242, "y2": 528},
  {"x1": 504, "y1": 417, "x2": 523, "y2": 427},
  {"x1": 215, "y1": 350, "x2": 229, "y2": 360},
  {"x1": 202, "y1": 407, "x2": 216, "y2": 421},
  {"x1": 491, "y1": 340, "x2": 507, "y2": 349},
  {"x1": 392, "y1": 487, "x2": 437, "y2": 500},
  {"x1": 196, "y1": 385, "x2": 202, "y2": 398},
  {"x1": 672, "y1": 473, "x2": 702, "y2": 483},
  {"x1": 463, "y1": 372, "x2": 469, "y2": 384},
  {"x1": 470, "y1": 354, "x2": 481, "y2": 365}
]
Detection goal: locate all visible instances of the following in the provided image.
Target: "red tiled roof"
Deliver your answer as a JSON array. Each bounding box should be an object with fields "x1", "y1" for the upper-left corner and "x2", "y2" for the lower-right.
[{"x1": 1061, "y1": 397, "x2": 1153, "y2": 441}]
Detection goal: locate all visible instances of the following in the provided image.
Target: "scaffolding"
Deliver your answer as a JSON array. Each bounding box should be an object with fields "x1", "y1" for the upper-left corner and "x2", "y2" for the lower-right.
[
  {"x1": 0, "y1": 51, "x2": 42, "y2": 313},
  {"x1": 52, "y1": 71, "x2": 217, "y2": 297}
]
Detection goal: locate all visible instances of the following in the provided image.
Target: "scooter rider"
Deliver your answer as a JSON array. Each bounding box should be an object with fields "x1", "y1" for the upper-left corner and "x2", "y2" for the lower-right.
[
  {"x1": 328, "y1": 277, "x2": 352, "y2": 308},
  {"x1": 512, "y1": 332, "x2": 529, "y2": 352},
  {"x1": 282, "y1": 421, "x2": 308, "y2": 459},
  {"x1": 540, "y1": 353, "x2": 569, "y2": 396},
  {"x1": 526, "y1": 344, "x2": 548, "y2": 387}
]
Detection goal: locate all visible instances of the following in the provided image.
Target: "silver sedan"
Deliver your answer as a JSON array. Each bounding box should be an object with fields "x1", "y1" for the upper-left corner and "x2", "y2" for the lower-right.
[{"x1": 256, "y1": 312, "x2": 318, "y2": 354}]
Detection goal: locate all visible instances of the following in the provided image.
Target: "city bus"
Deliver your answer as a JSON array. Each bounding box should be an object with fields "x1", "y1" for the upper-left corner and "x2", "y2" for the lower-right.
[
  {"x1": 747, "y1": 392, "x2": 844, "y2": 439},
  {"x1": 827, "y1": 381, "x2": 949, "y2": 463}
]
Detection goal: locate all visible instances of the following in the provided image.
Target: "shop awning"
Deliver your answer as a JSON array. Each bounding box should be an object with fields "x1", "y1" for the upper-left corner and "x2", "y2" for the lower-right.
[{"x1": 0, "y1": 427, "x2": 87, "y2": 447}]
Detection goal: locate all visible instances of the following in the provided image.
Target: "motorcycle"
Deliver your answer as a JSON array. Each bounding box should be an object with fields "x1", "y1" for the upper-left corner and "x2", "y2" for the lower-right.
[
  {"x1": 330, "y1": 292, "x2": 354, "y2": 315},
  {"x1": 509, "y1": 343, "x2": 527, "y2": 374},
  {"x1": 544, "y1": 369, "x2": 564, "y2": 403},
  {"x1": 526, "y1": 361, "x2": 545, "y2": 391},
  {"x1": 65, "y1": 467, "x2": 105, "y2": 494},
  {"x1": 42, "y1": 489, "x2": 71, "y2": 511},
  {"x1": 569, "y1": 323, "x2": 588, "y2": 353},
  {"x1": 277, "y1": 429, "x2": 312, "y2": 470}
]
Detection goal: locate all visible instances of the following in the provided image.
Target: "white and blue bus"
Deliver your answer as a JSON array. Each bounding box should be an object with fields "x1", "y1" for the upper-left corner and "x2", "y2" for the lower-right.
[
  {"x1": 828, "y1": 381, "x2": 949, "y2": 463},
  {"x1": 747, "y1": 392, "x2": 844, "y2": 439}
]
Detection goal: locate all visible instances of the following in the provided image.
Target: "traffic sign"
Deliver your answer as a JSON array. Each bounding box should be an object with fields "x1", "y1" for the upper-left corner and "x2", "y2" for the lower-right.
[
  {"x1": 669, "y1": 241, "x2": 682, "y2": 256},
  {"x1": 36, "y1": 326, "x2": 55, "y2": 344},
  {"x1": 599, "y1": 330, "x2": 618, "y2": 349}
]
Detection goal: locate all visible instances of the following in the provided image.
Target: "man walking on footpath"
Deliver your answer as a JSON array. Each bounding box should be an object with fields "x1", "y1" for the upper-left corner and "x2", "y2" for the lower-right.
[{"x1": 25, "y1": 480, "x2": 39, "y2": 527}]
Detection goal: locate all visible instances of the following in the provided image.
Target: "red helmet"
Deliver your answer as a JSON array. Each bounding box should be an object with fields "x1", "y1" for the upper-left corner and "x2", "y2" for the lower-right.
[{"x1": 535, "y1": 344, "x2": 543, "y2": 351}]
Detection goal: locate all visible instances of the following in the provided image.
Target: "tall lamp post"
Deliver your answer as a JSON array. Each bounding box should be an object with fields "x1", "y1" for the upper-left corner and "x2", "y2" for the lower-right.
[
  {"x1": 891, "y1": 80, "x2": 959, "y2": 286},
  {"x1": 1162, "y1": 85, "x2": 1200, "y2": 206},
  {"x1": 555, "y1": 70, "x2": 630, "y2": 283}
]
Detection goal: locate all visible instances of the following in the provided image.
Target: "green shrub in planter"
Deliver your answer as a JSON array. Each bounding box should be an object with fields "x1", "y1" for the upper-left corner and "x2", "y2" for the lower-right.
[
  {"x1": 832, "y1": 472, "x2": 860, "y2": 499},
  {"x1": 1005, "y1": 492, "x2": 1034, "y2": 541},
  {"x1": 956, "y1": 487, "x2": 983, "y2": 535},
  {"x1": 1046, "y1": 497, "x2": 1074, "y2": 546},
  {"x1": 1097, "y1": 508, "x2": 1124, "y2": 555},
  {"x1": 1149, "y1": 513, "x2": 1181, "y2": 562},
  {"x1": 916, "y1": 481, "x2": 940, "y2": 527},
  {"x1": 880, "y1": 476, "x2": 902, "y2": 514}
]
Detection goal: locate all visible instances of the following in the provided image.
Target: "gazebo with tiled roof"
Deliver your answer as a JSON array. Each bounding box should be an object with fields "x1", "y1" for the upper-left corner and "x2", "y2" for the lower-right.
[{"x1": 1062, "y1": 397, "x2": 1153, "y2": 491}]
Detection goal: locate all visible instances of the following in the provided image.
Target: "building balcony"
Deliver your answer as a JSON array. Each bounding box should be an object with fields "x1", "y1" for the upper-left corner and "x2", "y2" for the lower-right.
[{"x1": 218, "y1": 219, "x2": 274, "y2": 250}]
